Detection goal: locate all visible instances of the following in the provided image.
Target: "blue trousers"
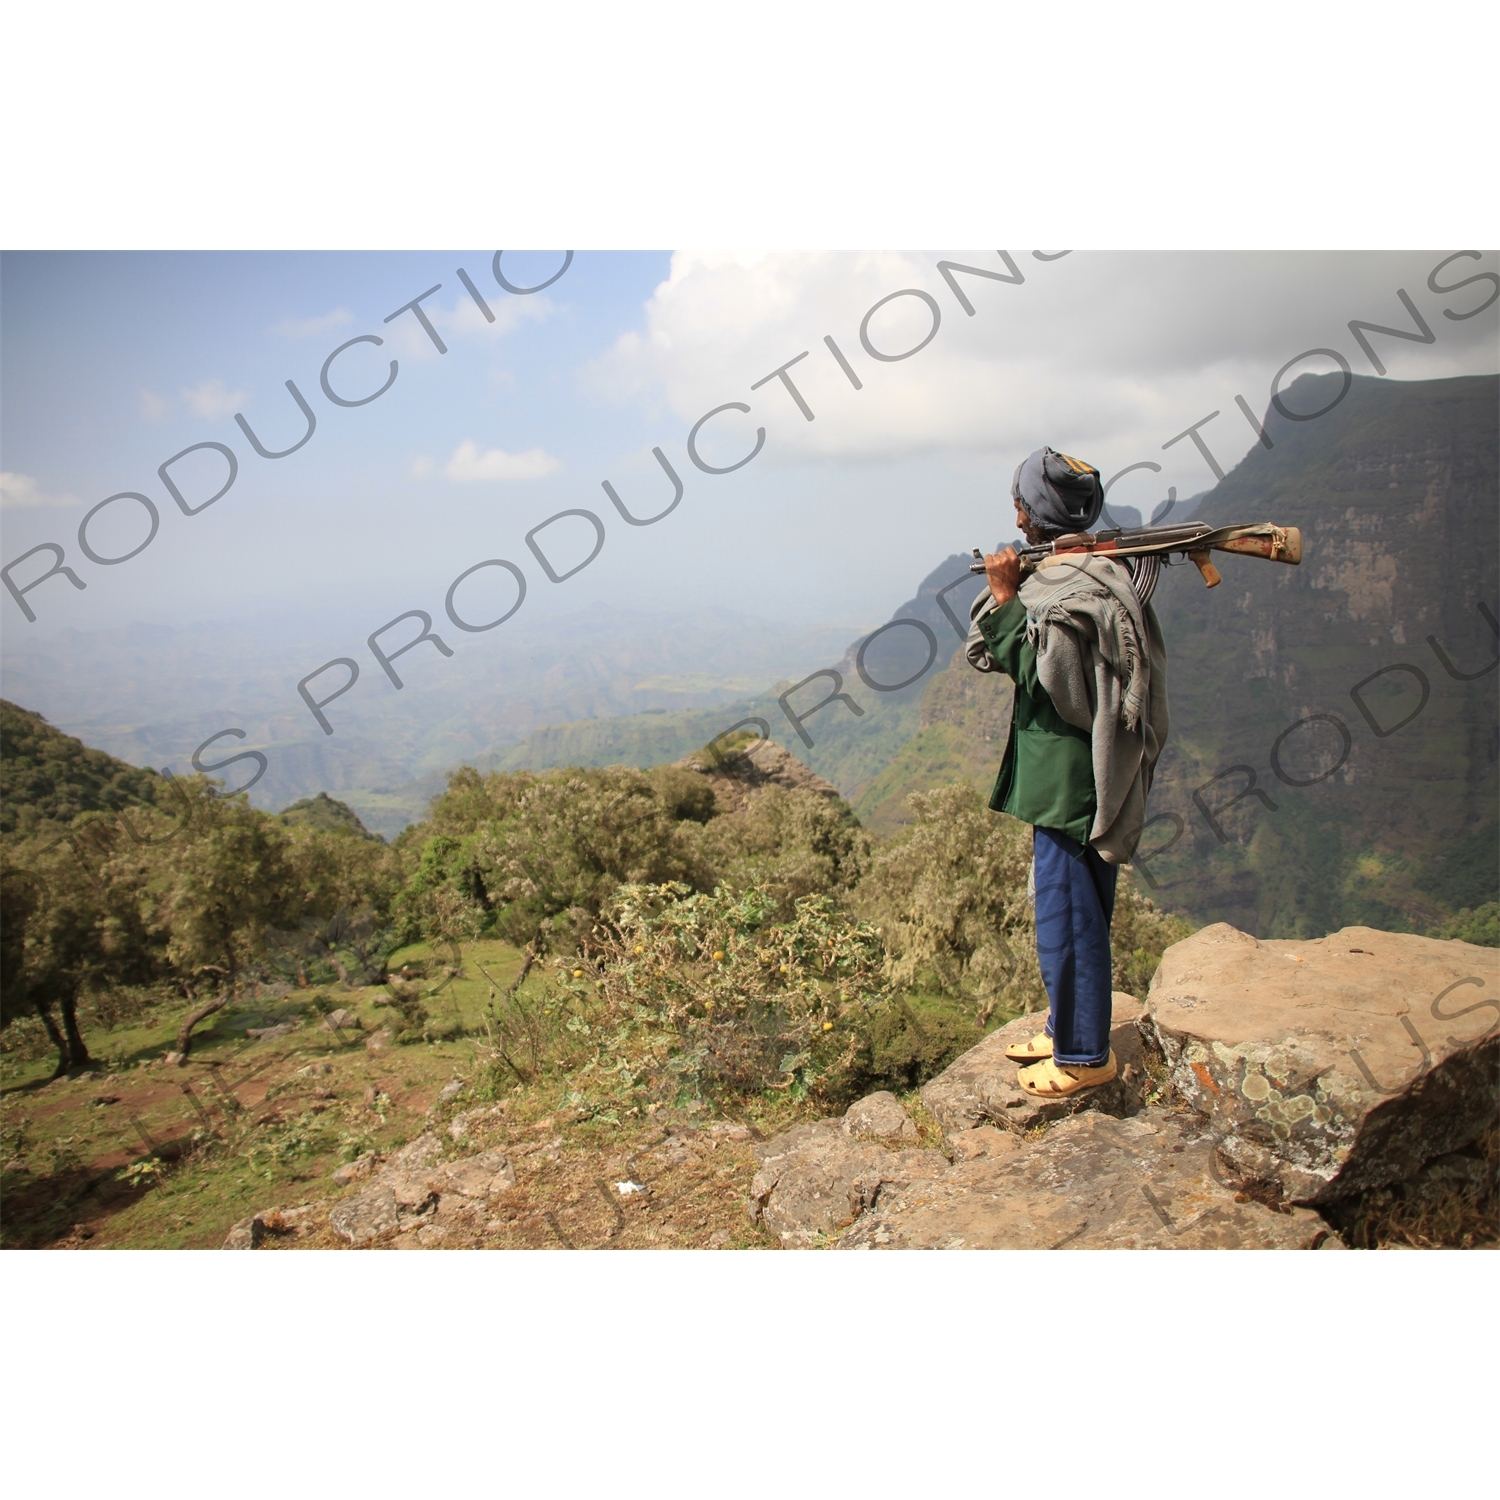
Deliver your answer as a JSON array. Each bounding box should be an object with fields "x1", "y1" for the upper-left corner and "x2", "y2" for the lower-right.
[{"x1": 1033, "y1": 825, "x2": 1118, "y2": 1067}]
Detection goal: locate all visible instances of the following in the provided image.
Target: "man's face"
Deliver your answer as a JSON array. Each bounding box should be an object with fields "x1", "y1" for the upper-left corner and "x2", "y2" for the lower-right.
[{"x1": 1014, "y1": 498, "x2": 1044, "y2": 545}]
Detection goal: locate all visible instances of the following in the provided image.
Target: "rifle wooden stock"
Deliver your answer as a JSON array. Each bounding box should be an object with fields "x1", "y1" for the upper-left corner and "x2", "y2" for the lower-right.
[{"x1": 1211, "y1": 525, "x2": 1302, "y2": 564}]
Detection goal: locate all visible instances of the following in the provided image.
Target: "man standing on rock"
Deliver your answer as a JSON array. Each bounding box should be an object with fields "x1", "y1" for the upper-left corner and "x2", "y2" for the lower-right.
[{"x1": 966, "y1": 448, "x2": 1169, "y2": 1099}]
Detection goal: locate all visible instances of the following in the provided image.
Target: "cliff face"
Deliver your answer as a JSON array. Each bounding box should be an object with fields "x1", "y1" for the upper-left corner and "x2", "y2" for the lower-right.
[{"x1": 1141, "y1": 372, "x2": 1498, "y2": 936}]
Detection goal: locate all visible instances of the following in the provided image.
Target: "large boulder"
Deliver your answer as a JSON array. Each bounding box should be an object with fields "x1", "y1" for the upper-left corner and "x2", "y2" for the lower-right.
[
  {"x1": 921, "y1": 992, "x2": 1148, "y2": 1136},
  {"x1": 222, "y1": 1215, "x2": 265, "y2": 1249},
  {"x1": 1145, "y1": 923, "x2": 1500, "y2": 1205},
  {"x1": 747, "y1": 1120, "x2": 946, "y2": 1245},
  {"x1": 311, "y1": 1136, "x2": 523, "y2": 1247},
  {"x1": 332, "y1": 1153, "x2": 377, "y2": 1186},
  {"x1": 839, "y1": 1110, "x2": 1328, "y2": 1250}
]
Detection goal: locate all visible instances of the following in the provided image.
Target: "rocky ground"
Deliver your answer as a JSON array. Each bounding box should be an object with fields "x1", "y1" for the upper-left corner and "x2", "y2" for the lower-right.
[
  {"x1": 227, "y1": 1102, "x2": 774, "y2": 1251},
  {"x1": 220, "y1": 922, "x2": 1499, "y2": 1251}
]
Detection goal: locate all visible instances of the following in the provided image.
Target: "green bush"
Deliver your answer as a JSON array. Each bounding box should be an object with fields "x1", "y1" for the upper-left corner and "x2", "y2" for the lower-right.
[
  {"x1": 681, "y1": 785, "x2": 870, "y2": 915},
  {"x1": 399, "y1": 764, "x2": 873, "y2": 960},
  {"x1": 854, "y1": 783, "x2": 1042, "y2": 1021},
  {"x1": 553, "y1": 881, "x2": 893, "y2": 1113},
  {"x1": 646, "y1": 764, "x2": 718, "y2": 823}
]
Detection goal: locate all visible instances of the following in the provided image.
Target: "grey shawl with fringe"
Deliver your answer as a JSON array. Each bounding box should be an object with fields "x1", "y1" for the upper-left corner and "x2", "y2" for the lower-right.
[{"x1": 967, "y1": 556, "x2": 1169, "y2": 863}]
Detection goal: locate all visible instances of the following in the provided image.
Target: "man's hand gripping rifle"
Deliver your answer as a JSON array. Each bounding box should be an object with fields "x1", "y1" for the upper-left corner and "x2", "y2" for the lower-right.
[{"x1": 967, "y1": 520, "x2": 1303, "y2": 588}]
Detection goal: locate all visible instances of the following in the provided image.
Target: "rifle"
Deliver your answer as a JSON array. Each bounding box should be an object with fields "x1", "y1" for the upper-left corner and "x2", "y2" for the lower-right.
[{"x1": 967, "y1": 520, "x2": 1302, "y2": 588}]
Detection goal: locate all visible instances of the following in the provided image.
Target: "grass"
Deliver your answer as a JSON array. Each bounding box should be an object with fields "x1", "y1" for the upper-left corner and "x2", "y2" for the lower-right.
[
  {"x1": 0, "y1": 938, "x2": 529, "y2": 1248},
  {"x1": 1, "y1": 938, "x2": 992, "y2": 1251}
]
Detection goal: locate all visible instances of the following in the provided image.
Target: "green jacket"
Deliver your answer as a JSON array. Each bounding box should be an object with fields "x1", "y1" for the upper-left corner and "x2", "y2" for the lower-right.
[{"x1": 976, "y1": 597, "x2": 1096, "y2": 842}]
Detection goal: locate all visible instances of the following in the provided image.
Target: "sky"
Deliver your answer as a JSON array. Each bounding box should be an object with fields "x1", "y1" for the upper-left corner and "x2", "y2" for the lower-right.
[{"x1": 3, "y1": 249, "x2": 1498, "y2": 733}]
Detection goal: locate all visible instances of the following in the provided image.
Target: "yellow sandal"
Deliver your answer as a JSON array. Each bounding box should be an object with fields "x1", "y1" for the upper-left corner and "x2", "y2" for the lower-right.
[
  {"x1": 1017, "y1": 1052, "x2": 1118, "y2": 1099},
  {"x1": 1004, "y1": 1032, "x2": 1053, "y2": 1062}
]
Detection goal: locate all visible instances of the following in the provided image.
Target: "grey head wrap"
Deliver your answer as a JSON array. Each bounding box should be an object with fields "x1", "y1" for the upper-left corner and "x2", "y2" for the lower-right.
[{"x1": 1012, "y1": 446, "x2": 1104, "y2": 537}]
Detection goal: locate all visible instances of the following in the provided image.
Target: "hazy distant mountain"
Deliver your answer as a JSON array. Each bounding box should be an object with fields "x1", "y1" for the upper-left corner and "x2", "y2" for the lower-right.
[
  {"x1": 0, "y1": 607, "x2": 861, "y2": 828},
  {"x1": 440, "y1": 549, "x2": 1001, "y2": 836}
]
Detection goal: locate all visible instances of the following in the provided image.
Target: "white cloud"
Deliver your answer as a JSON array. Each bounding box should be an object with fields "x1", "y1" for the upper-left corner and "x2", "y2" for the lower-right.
[
  {"x1": 578, "y1": 250, "x2": 1500, "y2": 491},
  {"x1": 273, "y1": 307, "x2": 355, "y2": 339},
  {"x1": 180, "y1": 378, "x2": 247, "y2": 419},
  {"x1": 443, "y1": 440, "x2": 562, "y2": 482},
  {"x1": 0, "y1": 472, "x2": 78, "y2": 510},
  {"x1": 138, "y1": 388, "x2": 170, "y2": 421}
]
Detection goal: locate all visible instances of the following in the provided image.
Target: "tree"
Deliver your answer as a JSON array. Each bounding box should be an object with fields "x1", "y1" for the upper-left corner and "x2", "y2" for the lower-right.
[
  {"x1": 263, "y1": 908, "x2": 401, "y2": 991},
  {"x1": 0, "y1": 859, "x2": 70, "y2": 1068},
  {"x1": 156, "y1": 787, "x2": 298, "y2": 1059},
  {"x1": 1, "y1": 837, "x2": 110, "y2": 1073},
  {"x1": 402, "y1": 766, "x2": 699, "y2": 950},
  {"x1": 283, "y1": 823, "x2": 402, "y2": 930},
  {"x1": 0, "y1": 750, "x2": 412, "y2": 1072}
]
